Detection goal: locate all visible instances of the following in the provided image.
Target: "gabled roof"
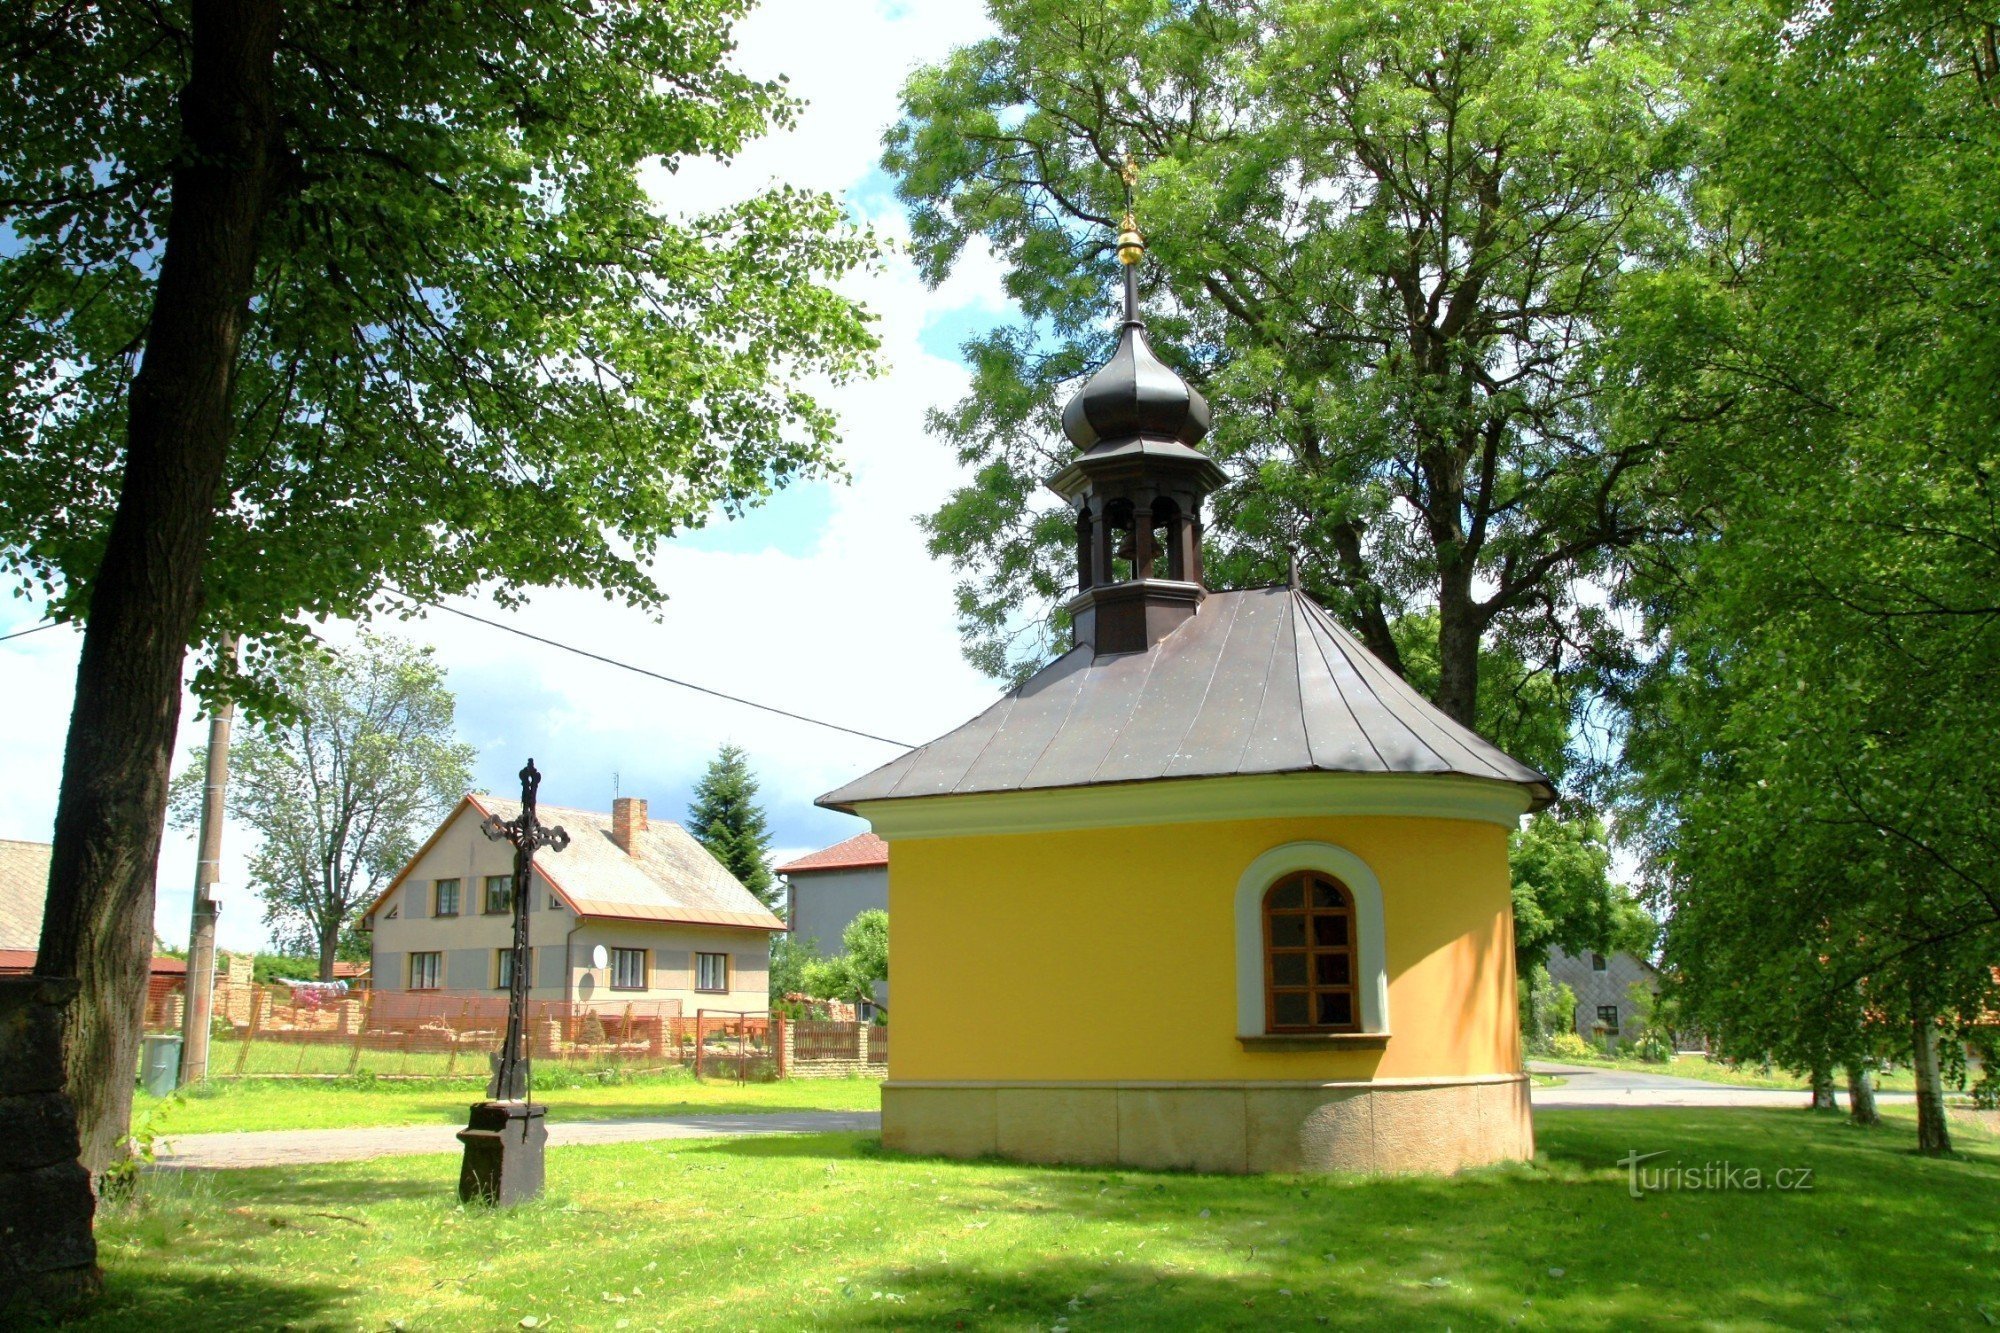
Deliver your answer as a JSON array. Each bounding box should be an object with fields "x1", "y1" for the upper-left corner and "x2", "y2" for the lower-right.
[
  {"x1": 774, "y1": 832, "x2": 888, "y2": 875},
  {"x1": 0, "y1": 837, "x2": 53, "y2": 953},
  {"x1": 820, "y1": 586, "x2": 1554, "y2": 813},
  {"x1": 365, "y1": 796, "x2": 784, "y2": 932}
]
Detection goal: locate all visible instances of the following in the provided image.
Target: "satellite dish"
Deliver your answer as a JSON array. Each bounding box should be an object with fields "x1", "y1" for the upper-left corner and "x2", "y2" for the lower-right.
[{"x1": 591, "y1": 945, "x2": 609, "y2": 970}]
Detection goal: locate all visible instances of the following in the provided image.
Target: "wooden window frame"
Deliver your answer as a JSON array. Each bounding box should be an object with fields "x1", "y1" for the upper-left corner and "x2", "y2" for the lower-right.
[
  {"x1": 694, "y1": 951, "x2": 729, "y2": 994},
  {"x1": 495, "y1": 947, "x2": 515, "y2": 991},
  {"x1": 1262, "y1": 870, "x2": 1361, "y2": 1034},
  {"x1": 609, "y1": 947, "x2": 647, "y2": 992},
  {"x1": 433, "y1": 878, "x2": 460, "y2": 918},
  {"x1": 1597, "y1": 1004, "x2": 1620, "y2": 1030},
  {"x1": 1590, "y1": 952, "x2": 1607, "y2": 972},
  {"x1": 483, "y1": 874, "x2": 513, "y2": 915},
  {"x1": 409, "y1": 951, "x2": 441, "y2": 991}
]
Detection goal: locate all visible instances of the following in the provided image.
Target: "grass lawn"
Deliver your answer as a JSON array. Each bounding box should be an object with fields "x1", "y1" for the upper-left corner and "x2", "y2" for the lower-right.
[
  {"x1": 1535, "y1": 1052, "x2": 1920, "y2": 1093},
  {"x1": 68, "y1": 1107, "x2": 1998, "y2": 1330},
  {"x1": 138, "y1": 1073, "x2": 882, "y2": 1135}
]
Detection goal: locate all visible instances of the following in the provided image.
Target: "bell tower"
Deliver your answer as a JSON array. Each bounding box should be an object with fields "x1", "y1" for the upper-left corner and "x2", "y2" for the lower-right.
[{"x1": 1050, "y1": 171, "x2": 1226, "y2": 656}]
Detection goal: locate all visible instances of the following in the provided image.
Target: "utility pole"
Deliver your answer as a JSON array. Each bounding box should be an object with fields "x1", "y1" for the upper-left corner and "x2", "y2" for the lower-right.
[{"x1": 178, "y1": 635, "x2": 237, "y2": 1086}]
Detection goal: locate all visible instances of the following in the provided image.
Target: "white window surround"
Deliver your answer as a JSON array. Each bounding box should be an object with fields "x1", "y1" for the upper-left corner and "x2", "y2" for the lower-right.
[{"x1": 1235, "y1": 841, "x2": 1389, "y2": 1038}]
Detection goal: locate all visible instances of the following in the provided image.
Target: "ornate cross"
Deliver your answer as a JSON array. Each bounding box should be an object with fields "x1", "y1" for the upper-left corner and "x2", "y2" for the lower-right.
[{"x1": 479, "y1": 758, "x2": 570, "y2": 1101}]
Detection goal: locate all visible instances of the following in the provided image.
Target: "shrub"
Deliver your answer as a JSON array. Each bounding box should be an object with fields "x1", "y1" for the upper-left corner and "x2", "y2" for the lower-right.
[{"x1": 1545, "y1": 1032, "x2": 1598, "y2": 1062}]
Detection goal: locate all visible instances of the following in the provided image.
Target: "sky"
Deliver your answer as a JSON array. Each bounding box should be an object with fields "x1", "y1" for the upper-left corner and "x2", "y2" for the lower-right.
[{"x1": 0, "y1": 0, "x2": 1009, "y2": 954}]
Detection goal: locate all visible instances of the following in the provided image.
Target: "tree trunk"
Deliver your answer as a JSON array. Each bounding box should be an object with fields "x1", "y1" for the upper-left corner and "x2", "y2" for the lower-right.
[
  {"x1": 318, "y1": 922, "x2": 338, "y2": 983},
  {"x1": 31, "y1": 0, "x2": 280, "y2": 1183},
  {"x1": 1809, "y1": 1062, "x2": 1838, "y2": 1111},
  {"x1": 1434, "y1": 572, "x2": 1483, "y2": 729},
  {"x1": 1845, "y1": 1062, "x2": 1880, "y2": 1127},
  {"x1": 1909, "y1": 1006, "x2": 1952, "y2": 1155}
]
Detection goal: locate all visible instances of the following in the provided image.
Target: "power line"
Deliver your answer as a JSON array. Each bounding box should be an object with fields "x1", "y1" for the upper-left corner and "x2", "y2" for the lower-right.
[
  {"x1": 0, "y1": 621, "x2": 60, "y2": 644},
  {"x1": 399, "y1": 595, "x2": 918, "y2": 750}
]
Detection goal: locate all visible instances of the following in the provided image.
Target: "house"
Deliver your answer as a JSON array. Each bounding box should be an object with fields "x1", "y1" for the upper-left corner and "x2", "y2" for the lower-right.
[
  {"x1": 775, "y1": 831, "x2": 888, "y2": 1014},
  {"x1": 815, "y1": 225, "x2": 1554, "y2": 1176},
  {"x1": 1546, "y1": 946, "x2": 1657, "y2": 1043},
  {"x1": 361, "y1": 795, "x2": 781, "y2": 1015},
  {"x1": 1, "y1": 837, "x2": 187, "y2": 1022}
]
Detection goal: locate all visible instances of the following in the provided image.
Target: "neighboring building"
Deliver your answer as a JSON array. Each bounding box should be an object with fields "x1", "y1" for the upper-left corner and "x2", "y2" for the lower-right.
[
  {"x1": 817, "y1": 229, "x2": 1554, "y2": 1176},
  {"x1": 2, "y1": 837, "x2": 189, "y2": 1021},
  {"x1": 361, "y1": 795, "x2": 781, "y2": 1014},
  {"x1": 775, "y1": 831, "x2": 888, "y2": 1014},
  {"x1": 1545, "y1": 946, "x2": 1656, "y2": 1044}
]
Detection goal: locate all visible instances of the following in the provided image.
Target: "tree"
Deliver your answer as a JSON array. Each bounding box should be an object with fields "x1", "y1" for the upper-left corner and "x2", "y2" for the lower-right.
[
  {"x1": 802, "y1": 909, "x2": 889, "y2": 1014},
  {"x1": 5, "y1": 1, "x2": 878, "y2": 1182},
  {"x1": 169, "y1": 635, "x2": 474, "y2": 980},
  {"x1": 1611, "y1": 0, "x2": 2000, "y2": 1153},
  {"x1": 1507, "y1": 812, "x2": 1654, "y2": 981},
  {"x1": 884, "y1": 0, "x2": 1690, "y2": 716},
  {"x1": 688, "y1": 744, "x2": 778, "y2": 909}
]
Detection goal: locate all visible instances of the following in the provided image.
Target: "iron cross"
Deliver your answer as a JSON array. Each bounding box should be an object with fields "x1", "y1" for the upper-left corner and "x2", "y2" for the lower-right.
[{"x1": 478, "y1": 758, "x2": 571, "y2": 1101}]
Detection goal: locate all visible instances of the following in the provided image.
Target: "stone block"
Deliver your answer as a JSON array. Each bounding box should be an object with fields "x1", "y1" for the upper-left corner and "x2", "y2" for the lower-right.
[
  {"x1": 0, "y1": 1158, "x2": 97, "y2": 1279},
  {"x1": 1116, "y1": 1089, "x2": 1248, "y2": 1174},
  {"x1": 1370, "y1": 1082, "x2": 1483, "y2": 1174},
  {"x1": 882, "y1": 1086, "x2": 997, "y2": 1159},
  {"x1": 0, "y1": 1091, "x2": 84, "y2": 1173},
  {"x1": 0, "y1": 977, "x2": 73, "y2": 1096},
  {"x1": 1245, "y1": 1086, "x2": 1375, "y2": 1174},
  {"x1": 995, "y1": 1087, "x2": 1119, "y2": 1166}
]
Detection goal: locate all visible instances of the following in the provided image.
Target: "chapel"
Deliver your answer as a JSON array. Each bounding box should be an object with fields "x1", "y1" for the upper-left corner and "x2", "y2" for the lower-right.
[{"x1": 819, "y1": 206, "x2": 1554, "y2": 1174}]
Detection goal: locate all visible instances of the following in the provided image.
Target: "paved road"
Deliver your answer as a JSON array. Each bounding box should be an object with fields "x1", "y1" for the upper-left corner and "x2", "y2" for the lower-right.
[
  {"x1": 154, "y1": 1110, "x2": 881, "y2": 1170},
  {"x1": 1529, "y1": 1061, "x2": 1914, "y2": 1110}
]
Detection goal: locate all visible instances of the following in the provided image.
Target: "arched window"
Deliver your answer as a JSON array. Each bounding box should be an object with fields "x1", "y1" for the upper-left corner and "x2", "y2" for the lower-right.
[
  {"x1": 1262, "y1": 870, "x2": 1359, "y2": 1032},
  {"x1": 1234, "y1": 842, "x2": 1389, "y2": 1042}
]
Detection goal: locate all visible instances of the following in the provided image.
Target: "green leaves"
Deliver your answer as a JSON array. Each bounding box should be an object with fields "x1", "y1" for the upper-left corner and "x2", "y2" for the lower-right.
[
  {"x1": 1613, "y1": 2, "x2": 2000, "y2": 1082},
  {"x1": 0, "y1": 1, "x2": 882, "y2": 710},
  {"x1": 887, "y1": 0, "x2": 1690, "y2": 739}
]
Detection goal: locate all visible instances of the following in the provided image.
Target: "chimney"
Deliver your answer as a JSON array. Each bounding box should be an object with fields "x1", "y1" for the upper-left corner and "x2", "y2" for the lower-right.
[{"x1": 611, "y1": 797, "x2": 647, "y2": 853}]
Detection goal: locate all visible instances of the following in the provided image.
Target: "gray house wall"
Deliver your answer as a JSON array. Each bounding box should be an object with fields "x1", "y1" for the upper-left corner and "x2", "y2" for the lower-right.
[
  {"x1": 1546, "y1": 947, "x2": 1656, "y2": 1042},
  {"x1": 785, "y1": 864, "x2": 888, "y2": 1011}
]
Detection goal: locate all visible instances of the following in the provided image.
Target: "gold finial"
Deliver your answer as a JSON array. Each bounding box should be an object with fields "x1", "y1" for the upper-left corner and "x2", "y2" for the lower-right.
[{"x1": 1116, "y1": 154, "x2": 1144, "y2": 265}]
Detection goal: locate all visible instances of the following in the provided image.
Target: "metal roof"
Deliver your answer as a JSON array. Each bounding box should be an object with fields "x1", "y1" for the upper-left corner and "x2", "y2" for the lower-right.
[{"x1": 820, "y1": 587, "x2": 1555, "y2": 813}]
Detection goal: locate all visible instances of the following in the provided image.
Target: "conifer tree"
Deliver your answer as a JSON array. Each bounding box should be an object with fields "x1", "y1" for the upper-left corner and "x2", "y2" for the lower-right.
[{"x1": 688, "y1": 744, "x2": 777, "y2": 908}]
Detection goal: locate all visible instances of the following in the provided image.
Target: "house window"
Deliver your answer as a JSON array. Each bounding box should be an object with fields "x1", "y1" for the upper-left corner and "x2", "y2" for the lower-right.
[
  {"x1": 496, "y1": 948, "x2": 515, "y2": 990},
  {"x1": 483, "y1": 874, "x2": 513, "y2": 914},
  {"x1": 695, "y1": 952, "x2": 729, "y2": 993},
  {"x1": 546, "y1": 891, "x2": 563, "y2": 911},
  {"x1": 410, "y1": 952, "x2": 441, "y2": 990},
  {"x1": 1597, "y1": 1004, "x2": 1620, "y2": 1030},
  {"x1": 384, "y1": 904, "x2": 398, "y2": 920},
  {"x1": 1590, "y1": 952, "x2": 1608, "y2": 972},
  {"x1": 1262, "y1": 871, "x2": 1358, "y2": 1033},
  {"x1": 434, "y1": 879, "x2": 460, "y2": 917},
  {"x1": 610, "y1": 947, "x2": 647, "y2": 991}
]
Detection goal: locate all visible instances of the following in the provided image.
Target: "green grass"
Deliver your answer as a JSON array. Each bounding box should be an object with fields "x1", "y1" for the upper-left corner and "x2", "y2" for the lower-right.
[
  {"x1": 1534, "y1": 1051, "x2": 1920, "y2": 1092},
  {"x1": 66, "y1": 1107, "x2": 1999, "y2": 1330},
  {"x1": 138, "y1": 1072, "x2": 882, "y2": 1135}
]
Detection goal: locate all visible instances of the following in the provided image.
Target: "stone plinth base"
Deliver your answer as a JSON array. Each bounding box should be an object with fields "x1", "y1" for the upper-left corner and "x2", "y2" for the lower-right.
[
  {"x1": 882, "y1": 1075, "x2": 1532, "y2": 1175},
  {"x1": 457, "y1": 1100, "x2": 547, "y2": 1206},
  {"x1": 0, "y1": 976, "x2": 100, "y2": 1321}
]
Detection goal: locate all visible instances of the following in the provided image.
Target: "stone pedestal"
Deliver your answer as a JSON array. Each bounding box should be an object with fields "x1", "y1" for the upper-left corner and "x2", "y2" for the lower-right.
[
  {"x1": 0, "y1": 976, "x2": 101, "y2": 1320},
  {"x1": 456, "y1": 1100, "x2": 547, "y2": 1206}
]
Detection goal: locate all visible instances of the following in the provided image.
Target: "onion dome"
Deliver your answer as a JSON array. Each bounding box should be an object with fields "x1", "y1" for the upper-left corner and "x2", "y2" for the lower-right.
[{"x1": 1059, "y1": 244, "x2": 1212, "y2": 451}]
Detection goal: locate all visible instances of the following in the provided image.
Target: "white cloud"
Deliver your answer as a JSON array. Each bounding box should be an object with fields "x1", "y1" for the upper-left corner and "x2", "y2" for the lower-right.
[{"x1": 0, "y1": 0, "x2": 1016, "y2": 955}]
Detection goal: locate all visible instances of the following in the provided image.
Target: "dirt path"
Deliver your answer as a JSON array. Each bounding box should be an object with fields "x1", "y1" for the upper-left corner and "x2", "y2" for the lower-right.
[{"x1": 154, "y1": 1110, "x2": 881, "y2": 1169}]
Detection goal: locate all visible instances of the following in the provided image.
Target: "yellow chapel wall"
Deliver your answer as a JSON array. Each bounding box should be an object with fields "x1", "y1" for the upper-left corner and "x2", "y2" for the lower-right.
[{"x1": 886, "y1": 813, "x2": 1519, "y2": 1084}]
